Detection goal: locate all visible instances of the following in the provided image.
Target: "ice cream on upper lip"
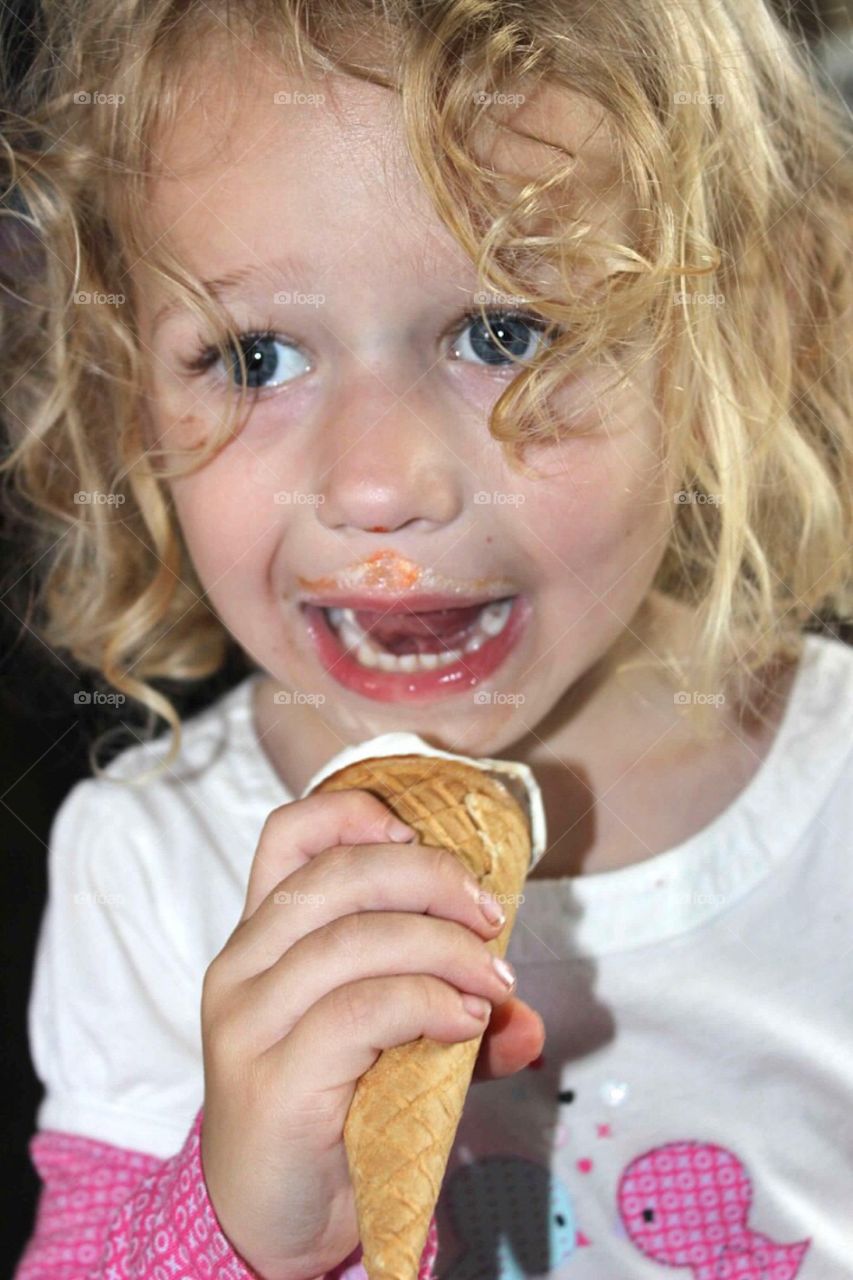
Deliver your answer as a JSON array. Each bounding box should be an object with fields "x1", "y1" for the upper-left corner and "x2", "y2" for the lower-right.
[
  {"x1": 297, "y1": 548, "x2": 516, "y2": 600},
  {"x1": 296, "y1": 549, "x2": 530, "y2": 701}
]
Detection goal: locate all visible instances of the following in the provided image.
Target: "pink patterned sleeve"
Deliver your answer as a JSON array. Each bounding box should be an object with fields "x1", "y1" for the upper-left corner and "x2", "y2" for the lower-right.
[{"x1": 14, "y1": 1106, "x2": 439, "y2": 1280}]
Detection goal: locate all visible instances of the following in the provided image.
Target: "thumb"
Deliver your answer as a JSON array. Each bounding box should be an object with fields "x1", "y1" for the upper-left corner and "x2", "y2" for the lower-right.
[{"x1": 472, "y1": 996, "x2": 545, "y2": 1082}]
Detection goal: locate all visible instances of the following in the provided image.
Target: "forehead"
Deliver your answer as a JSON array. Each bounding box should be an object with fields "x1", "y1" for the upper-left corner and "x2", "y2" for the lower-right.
[{"x1": 139, "y1": 48, "x2": 629, "y2": 294}]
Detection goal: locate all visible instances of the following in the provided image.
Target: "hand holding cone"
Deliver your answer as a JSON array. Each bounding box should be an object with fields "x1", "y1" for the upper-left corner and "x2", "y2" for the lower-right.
[{"x1": 312, "y1": 752, "x2": 532, "y2": 1280}]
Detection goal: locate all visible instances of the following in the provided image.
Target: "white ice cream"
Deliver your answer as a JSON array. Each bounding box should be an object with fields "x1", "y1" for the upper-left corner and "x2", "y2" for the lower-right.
[{"x1": 301, "y1": 731, "x2": 547, "y2": 870}]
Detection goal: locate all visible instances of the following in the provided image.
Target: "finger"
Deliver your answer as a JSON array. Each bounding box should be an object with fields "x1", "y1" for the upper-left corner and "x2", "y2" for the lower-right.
[
  {"x1": 259, "y1": 973, "x2": 495, "y2": 1098},
  {"x1": 223, "y1": 911, "x2": 517, "y2": 1054},
  {"x1": 471, "y1": 998, "x2": 545, "y2": 1081},
  {"x1": 240, "y1": 789, "x2": 416, "y2": 923},
  {"x1": 226, "y1": 840, "x2": 507, "y2": 982}
]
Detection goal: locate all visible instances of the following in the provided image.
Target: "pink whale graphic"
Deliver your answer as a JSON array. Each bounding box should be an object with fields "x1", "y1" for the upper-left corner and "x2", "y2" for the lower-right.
[{"x1": 617, "y1": 1141, "x2": 810, "y2": 1279}]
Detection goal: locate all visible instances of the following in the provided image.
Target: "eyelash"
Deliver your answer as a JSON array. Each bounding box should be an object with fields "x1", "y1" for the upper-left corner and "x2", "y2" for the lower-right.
[
  {"x1": 182, "y1": 328, "x2": 278, "y2": 379},
  {"x1": 180, "y1": 307, "x2": 564, "y2": 389}
]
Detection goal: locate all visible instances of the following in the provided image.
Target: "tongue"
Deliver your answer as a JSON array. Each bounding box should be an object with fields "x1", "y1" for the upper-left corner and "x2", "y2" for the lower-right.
[{"x1": 354, "y1": 603, "x2": 486, "y2": 656}]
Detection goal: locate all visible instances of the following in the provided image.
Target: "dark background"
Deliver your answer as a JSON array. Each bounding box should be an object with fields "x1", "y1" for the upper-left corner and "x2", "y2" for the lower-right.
[{"x1": 2, "y1": 0, "x2": 851, "y2": 1271}]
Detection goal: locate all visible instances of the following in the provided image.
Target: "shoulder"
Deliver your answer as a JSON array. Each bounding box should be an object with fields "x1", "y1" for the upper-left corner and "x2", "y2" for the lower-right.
[
  {"x1": 51, "y1": 672, "x2": 273, "y2": 852},
  {"x1": 47, "y1": 674, "x2": 240, "y2": 858},
  {"x1": 97, "y1": 672, "x2": 259, "y2": 789},
  {"x1": 30, "y1": 677, "x2": 274, "y2": 1153},
  {"x1": 783, "y1": 629, "x2": 853, "y2": 822},
  {"x1": 44, "y1": 673, "x2": 281, "y2": 975},
  {"x1": 796, "y1": 629, "x2": 853, "y2": 733}
]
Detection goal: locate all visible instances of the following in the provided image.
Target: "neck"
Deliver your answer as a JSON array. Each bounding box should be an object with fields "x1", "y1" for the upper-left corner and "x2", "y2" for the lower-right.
[{"x1": 501, "y1": 598, "x2": 796, "y2": 879}]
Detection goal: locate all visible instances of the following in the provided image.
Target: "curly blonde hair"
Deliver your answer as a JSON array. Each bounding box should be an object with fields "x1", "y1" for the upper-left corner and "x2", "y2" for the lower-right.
[{"x1": 1, "y1": 0, "x2": 851, "y2": 784}]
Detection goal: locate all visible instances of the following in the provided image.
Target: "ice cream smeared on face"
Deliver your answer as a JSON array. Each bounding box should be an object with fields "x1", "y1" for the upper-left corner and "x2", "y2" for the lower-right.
[
  {"x1": 298, "y1": 549, "x2": 421, "y2": 592},
  {"x1": 297, "y1": 548, "x2": 515, "y2": 597}
]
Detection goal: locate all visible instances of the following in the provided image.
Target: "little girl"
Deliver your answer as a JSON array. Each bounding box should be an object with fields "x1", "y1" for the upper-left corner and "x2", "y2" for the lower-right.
[{"x1": 4, "y1": 0, "x2": 852, "y2": 1275}]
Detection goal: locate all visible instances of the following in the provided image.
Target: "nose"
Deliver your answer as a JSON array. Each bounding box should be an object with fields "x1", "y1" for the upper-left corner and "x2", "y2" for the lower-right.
[{"x1": 313, "y1": 370, "x2": 464, "y2": 535}]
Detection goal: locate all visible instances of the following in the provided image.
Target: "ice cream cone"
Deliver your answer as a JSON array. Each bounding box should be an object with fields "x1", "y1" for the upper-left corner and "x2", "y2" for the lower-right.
[{"x1": 312, "y1": 752, "x2": 532, "y2": 1280}]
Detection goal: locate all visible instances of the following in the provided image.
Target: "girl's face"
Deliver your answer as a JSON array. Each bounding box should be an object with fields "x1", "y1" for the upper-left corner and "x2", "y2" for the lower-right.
[{"x1": 136, "y1": 60, "x2": 678, "y2": 757}]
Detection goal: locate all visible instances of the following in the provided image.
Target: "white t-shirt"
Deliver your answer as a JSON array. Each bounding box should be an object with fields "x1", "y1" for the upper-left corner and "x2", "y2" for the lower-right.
[{"x1": 28, "y1": 631, "x2": 853, "y2": 1275}]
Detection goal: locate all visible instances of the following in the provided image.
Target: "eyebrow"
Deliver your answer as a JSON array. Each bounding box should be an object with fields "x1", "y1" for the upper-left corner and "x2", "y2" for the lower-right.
[{"x1": 150, "y1": 253, "x2": 315, "y2": 334}]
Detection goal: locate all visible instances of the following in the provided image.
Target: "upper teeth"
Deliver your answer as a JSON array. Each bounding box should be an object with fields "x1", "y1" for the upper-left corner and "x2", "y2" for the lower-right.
[{"x1": 326, "y1": 598, "x2": 513, "y2": 672}]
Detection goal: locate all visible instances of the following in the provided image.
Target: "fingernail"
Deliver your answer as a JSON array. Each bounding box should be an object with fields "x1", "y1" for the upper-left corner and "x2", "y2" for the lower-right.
[
  {"x1": 491, "y1": 956, "x2": 516, "y2": 989},
  {"x1": 476, "y1": 891, "x2": 506, "y2": 928},
  {"x1": 461, "y1": 993, "x2": 491, "y2": 1020},
  {"x1": 389, "y1": 820, "x2": 417, "y2": 842}
]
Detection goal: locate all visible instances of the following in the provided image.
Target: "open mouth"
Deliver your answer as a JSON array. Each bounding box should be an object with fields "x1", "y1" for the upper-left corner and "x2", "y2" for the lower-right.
[
  {"x1": 300, "y1": 594, "x2": 529, "y2": 703},
  {"x1": 323, "y1": 597, "x2": 514, "y2": 671}
]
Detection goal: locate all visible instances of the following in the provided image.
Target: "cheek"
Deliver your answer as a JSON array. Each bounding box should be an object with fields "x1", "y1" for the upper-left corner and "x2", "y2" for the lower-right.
[
  {"x1": 527, "y1": 442, "x2": 666, "y2": 558},
  {"x1": 523, "y1": 353, "x2": 672, "y2": 572},
  {"x1": 167, "y1": 454, "x2": 277, "y2": 596},
  {"x1": 520, "y1": 431, "x2": 672, "y2": 586}
]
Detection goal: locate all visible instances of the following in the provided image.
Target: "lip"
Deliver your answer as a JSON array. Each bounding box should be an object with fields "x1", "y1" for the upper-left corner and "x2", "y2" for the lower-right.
[
  {"x1": 300, "y1": 594, "x2": 532, "y2": 703},
  {"x1": 299, "y1": 591, "x2": 508, "y2": 613}
]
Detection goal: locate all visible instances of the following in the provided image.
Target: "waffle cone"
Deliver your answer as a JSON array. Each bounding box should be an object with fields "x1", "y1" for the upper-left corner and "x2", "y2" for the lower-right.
[{"x1": 312, "y1": 753, "x2": 532, "y2": 1280}]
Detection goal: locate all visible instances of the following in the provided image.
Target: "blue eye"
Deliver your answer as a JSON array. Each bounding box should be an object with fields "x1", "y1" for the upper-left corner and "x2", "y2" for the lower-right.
[
  {"x1": 451, "y1": 309, "x2": 557, "y2": 367},
  {"x1": 184, "y1": 330, "x2": 309, "y2": 390},
  {"x1": 182, "y1": 308, "x2": 559, "y2": 392}
]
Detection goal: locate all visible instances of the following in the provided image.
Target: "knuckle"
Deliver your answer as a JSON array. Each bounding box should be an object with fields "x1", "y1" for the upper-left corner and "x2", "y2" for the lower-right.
[
  {"x1": 324, "y1": 908, "x2": 367, "y2": 961},
  {"x1": 204, "y1": 1033, "x2": 239, "y2": 1091},
  {"x1": 424, "y1": 842, "x2": 458, "y2": 883},
  {"x1": 336, "y1": 978, "x2": 381, "y2": 1036},
  {"x1": 258, "y1": 802, "x2": 293, "y2": 847},
  {"x1": 342, "y1": 787, "x2": 400, "y2": 837},
  {"x1": 451, "y1": 933, "x2": 485, "y2": 982},
  {"x1": 413, "y1": 971, "x2": 440, "y2": 1016},
  {"x1": 215, "y1": 1000, "x2": 244, "y2": 1052},
  {"x1": 316, "y1": 841, "x2": 356, "y2": 884},
  {"x1": 201, "y1": 994, "x2": 236, "y2": 1073},
  {"x1": 348, "y1": 787, "x2": 389, "y2": 819},
  {"x1": 201, "y1": 953, "x2": 227, "y2": 1014},
  {"x1": 201, "y1": 961, "x2": 251, "y2": 1074},
  {"x1": 299, "y1": 843, "x2": 383, "y2": 916},
  {"x1": 315, "y1": 787, "x2": 388, "y2": 826}
]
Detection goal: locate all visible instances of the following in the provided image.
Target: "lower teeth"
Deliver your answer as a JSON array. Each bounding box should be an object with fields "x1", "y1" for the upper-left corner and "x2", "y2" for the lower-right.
[{"x1": 326, "y1": 598, "x2": 514, "y2": 672}]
